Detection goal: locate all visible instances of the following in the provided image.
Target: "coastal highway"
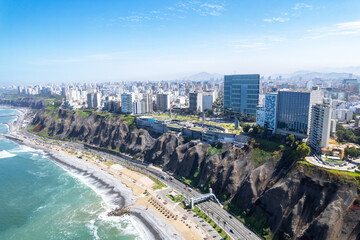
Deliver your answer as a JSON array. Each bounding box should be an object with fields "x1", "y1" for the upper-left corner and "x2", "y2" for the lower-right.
[
  {"x1": 78, "y1": 145, "x2": 262, "y2": 240},
  {"x1": 20, "y1": 132, "x2": 261, "y2": 240}
]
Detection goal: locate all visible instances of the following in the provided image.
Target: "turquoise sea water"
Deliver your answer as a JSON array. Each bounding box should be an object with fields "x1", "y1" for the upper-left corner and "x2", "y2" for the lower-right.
[{"x1": 0, "y1": 109, "x2": 141, "y2": 240}]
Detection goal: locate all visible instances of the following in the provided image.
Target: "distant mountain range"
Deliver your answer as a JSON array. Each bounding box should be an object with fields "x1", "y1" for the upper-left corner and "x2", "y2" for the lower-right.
[
  {"x1": 177, "y1": 68, "x2": 360, "y2": 82},
  {"x1": 178, "y1": 72, "x2": 223, "y2": 81},
  {"x1": 270, "y1": 71, "x2": 359, "y2": 81}
]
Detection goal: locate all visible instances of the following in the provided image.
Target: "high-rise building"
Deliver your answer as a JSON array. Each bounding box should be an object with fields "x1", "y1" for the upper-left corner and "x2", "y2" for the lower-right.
[
  {"x1": 224, "y1": 74, "x2": 260, "y2": 115},
  {"x1": 256, "y1": 106, "x2": 265, "y2": 127},
  {"x1": 143, "y1": 94, "x2": 153, "y2": 113},
  {"x1": 309, "y1": 104, "x2": 332, "y2": 152},
  {"x1": 276, "y1": 89, "x2": 323, "y2": 138},
  {"x1": 264, "y1": 93, "x2": 278, "y2": 133},
  {"x1": 189, "y1": 92, "x2": 203, "y2": 112},
  {"x1": 87, "y1": 93, "x2": 94, "y2": 108},
  {"x1": 355, "y1": 116, "x2": 360, "y2": 128},
  {"x1": 121, "y1": 93, "x2": 133, "y2": 114},
  {"x1": 330, "y1": 119, "x2": 337, "y2": 137},
  {"x1": 156, "y1": 93, "x2": 170, "y2": 111},
  {"x1": 93, "y1": 92, "x2": 101, "y2": 108},
  {"x1": 202, "y1": 94, "x2": 213, "y2": 110},
  {"x1": 332, "y1": 109, "x2": 353, "y2": 122},
  {"x1": 87, "y1": 92, "x2": 101, "y2": 109},
  {"x1": 133, "y1": 101, "x2": 145, "y2": 114}
]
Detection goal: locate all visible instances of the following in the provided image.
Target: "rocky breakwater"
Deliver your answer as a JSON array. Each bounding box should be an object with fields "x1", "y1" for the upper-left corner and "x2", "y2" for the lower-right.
[{"x1": 30, "y1": 108, "x2": 360, "y2": 240}]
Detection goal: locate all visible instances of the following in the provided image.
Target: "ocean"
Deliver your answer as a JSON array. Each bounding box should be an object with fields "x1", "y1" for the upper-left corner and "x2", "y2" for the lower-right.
[{"x1": 0, "y1": 109, "x2": 143, "y2": 240}]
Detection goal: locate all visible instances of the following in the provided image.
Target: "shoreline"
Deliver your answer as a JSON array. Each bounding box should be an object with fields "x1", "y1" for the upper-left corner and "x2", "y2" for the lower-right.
[
  {"x1": 1, "y1": 135, "x2": 177, "y2": 240},
  {"x1": 0, "y1": 107, "x2": 203, "y2": 240}
]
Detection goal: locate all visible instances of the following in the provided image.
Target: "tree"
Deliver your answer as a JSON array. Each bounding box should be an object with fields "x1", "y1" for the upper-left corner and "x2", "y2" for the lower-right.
[
  {"x1": 296, "y1": 143, "x2": 310, "y2": 159},
  {"x1": 243, "y1": 124, "x2": 251, "y2": 133},
  {"x1": 336, "y1": 130, "x2": 345, "y2": 142},
  {"x1": 252, "y1": 125, "x2": 260, "y2": 135},
  {"x1": 345, "y1": 147, "x2": 360, "y2": 158},
  {"x1": 216, "y1": 216, "x2": 220, "y2": 224},
  {"x1": 285, "y1": 134, "x2": 296, "y2": 148}
]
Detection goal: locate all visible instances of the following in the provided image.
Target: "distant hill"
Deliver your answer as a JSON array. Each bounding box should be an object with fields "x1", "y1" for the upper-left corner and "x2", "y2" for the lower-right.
[
  {"x1": 179, "y1": 72, "x2": 223, "y2": 81},
  {"x1": 271, "y1": 70, "x2": 359, "y2": 81}
]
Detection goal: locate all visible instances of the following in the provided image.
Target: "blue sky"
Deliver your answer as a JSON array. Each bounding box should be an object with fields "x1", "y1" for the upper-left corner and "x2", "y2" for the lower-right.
[{"x1": 0, "y1": 0, "x2": 360, "y2": 84}]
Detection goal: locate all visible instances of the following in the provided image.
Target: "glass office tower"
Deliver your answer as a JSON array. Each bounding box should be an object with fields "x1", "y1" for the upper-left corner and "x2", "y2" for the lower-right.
[
  {"x1": 224, "y1": 74, "x2": 260, "y2": 115},
  {"x1": 276, "y1": 90, "x2": 323, "y2": 138}
]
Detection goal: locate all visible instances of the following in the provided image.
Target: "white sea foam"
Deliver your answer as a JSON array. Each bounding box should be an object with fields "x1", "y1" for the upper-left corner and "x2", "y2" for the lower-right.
[
  {"x1": 95, "y1": 213, "x2": 148, "y2": 240},
  {"x1": 16, "y1": 145, "x2": 45, "y2": 154},
  {"x1": 48, "y1": 154, "x2": 160, "y2": 239},
  {"x1": 86, "y1": 219, "x2": 100, "y2": 240},
  {"x1": 0, "y1": 123, "x2": 9, "y2": 132},
  {"x1": 52, "y1": 154, "x2": 135, "y2": 208},
  {"x1": 0, "y1": 150, "x2": 16, "y2": 159},
  {"x1": 7, "y1": 139, "x2": 182, "y2": 240},
  {"x1": 127, "y1": 214, "x2": 154, "y2": 240}
]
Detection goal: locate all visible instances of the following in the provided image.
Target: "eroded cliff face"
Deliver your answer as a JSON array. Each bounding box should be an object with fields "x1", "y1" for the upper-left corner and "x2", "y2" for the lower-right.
[
  {"x1": 31, "y1": 109, "x2": 360, "y2": 240},
  {"x1": 0, "y1": 98, "x2": 44, "y2": 109}
]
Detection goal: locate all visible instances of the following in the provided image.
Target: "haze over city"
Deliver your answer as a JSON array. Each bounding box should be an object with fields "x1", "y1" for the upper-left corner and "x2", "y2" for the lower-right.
[{"x1": 1, "y1": 0, "x2": 360, "y2": 84}]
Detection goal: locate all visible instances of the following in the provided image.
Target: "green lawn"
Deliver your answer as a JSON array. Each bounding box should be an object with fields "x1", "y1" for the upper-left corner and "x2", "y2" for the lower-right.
[
  {"x1": 75, "y1": 110, "x2": 92, "y2": 119},
  {"x1": 152, "y1": 113, "x2": 242, "y2": 134}
]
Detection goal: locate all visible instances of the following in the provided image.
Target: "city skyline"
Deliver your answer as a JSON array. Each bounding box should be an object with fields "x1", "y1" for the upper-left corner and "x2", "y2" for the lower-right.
[{"x1": 1, "y1": 0, "x2": 360, "y2": 84}]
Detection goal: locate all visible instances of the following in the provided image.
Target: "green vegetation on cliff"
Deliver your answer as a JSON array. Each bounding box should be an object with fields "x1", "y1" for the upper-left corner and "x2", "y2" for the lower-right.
[
  {"x1": 27, "y1": 108, "x2": 360, "y2": 240},
  {"x1": 208, "y1": 143, "x2": 224, "y2": 156},
  {"x1": 250, "y1": 138, "x2": 283, "y2": 167},
  {"x1": 297, "y1": 160, "x2": 360, "y2": 188},
  {"x1": 76, "y1": 110, "x2": 92, "y2": 119}
]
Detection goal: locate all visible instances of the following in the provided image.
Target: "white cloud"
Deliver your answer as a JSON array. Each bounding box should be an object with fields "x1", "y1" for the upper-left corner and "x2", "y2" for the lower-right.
[
  {"x1": 231, "y1": 35, "x2": 286, "y2": 51},
  {"x1": 116, "y1": 15, "x2": 151, "y2": 22},
  {"x1": 115, "y1": 1, "x2": 226, "y2": 23},
  {"x1": 236, "y1": 42, "x2": 266, "y2": 49},
  {"x1": 200, "y1": 3, "x2": 224, "y2": 10},
  {"x1": 293, "y1": 3, "x2": 312, "y2": 10},
  {"x1": 264, "y1": 17, "x2": 290, "y2": 23},
  {"x1": 175, "y1": 1, "x2": 226, "y2": 16},
  {"x1": 307, "y1": 20, "x2": 360, "y2": 39},
  {"x1": 267, "y1": 36, "x2": 287, "y2": 42},
  {"x1": 231, "y1": 41, "x2": 267, "y2": 51},
  {"x1": 263, "y1": 3, "x2": 312, "y2": 24}
]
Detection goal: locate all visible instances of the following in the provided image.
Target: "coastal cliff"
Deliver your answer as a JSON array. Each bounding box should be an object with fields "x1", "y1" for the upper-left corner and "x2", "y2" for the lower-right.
[
  {"x1": 30, "y1": 108, "x2": 360, "y2": 240},
  {"x1": 0, "y1": 97, "x2": 45, "y2": 109}
]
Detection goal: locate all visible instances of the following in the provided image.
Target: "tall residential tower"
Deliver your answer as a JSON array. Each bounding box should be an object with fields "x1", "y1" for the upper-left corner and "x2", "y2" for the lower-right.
[{"x1": 309, "y1": 104, "x2": 332, "y2": 152}]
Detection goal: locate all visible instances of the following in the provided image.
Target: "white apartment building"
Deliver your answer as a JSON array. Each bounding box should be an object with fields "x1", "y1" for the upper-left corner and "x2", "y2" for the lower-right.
[{"x1": 309, "y1": 104, "x2": 332, "y2": 152}]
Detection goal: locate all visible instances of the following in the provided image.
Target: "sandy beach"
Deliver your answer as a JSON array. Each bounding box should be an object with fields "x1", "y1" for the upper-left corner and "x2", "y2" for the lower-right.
[{"x1": 2, "y1": 107, "x2": 206, "y2": 240}]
